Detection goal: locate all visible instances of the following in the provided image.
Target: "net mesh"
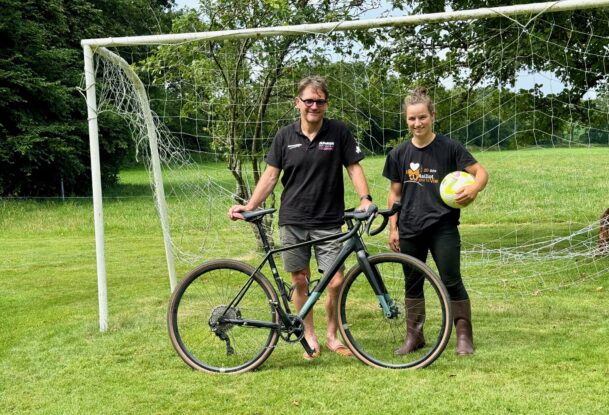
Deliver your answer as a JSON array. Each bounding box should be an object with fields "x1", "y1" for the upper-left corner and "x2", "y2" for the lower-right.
[{"x1": 90, "y1": 5, "x2": 609, "y2": 298}]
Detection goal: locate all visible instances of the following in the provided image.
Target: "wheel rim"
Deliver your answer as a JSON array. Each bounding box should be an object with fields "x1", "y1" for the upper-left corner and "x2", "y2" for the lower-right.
[
  {"x1": 169, "y1": 262, "x2": 278, "y2": 373},
  {"x1": 339, "y1": 255, "x2": 451, "y2": 369}
]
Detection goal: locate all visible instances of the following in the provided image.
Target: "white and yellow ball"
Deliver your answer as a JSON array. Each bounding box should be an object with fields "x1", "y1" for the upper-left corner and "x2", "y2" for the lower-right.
[{"x1": 440, "y1": 171, "x2": 475, "y2": 209}]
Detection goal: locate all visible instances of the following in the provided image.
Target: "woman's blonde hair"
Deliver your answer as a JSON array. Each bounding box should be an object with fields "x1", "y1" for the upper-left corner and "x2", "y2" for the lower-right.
[{"x1": 403, "y1": 86, "x2": 435, "y2": 115}]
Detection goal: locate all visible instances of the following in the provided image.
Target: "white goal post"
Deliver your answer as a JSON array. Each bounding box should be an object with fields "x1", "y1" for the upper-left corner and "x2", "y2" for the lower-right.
[{"x1": 82, "y1": 0, "x2": 609, "y2": 331}]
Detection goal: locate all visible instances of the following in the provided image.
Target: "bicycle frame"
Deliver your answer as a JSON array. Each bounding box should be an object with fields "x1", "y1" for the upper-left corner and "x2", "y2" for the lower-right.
[
  {"x1": 168, "y1": 202, "x2": 455, "y2": 372},
  {"x1": 221, "y1": 210, "x2": 399, "y2": 345}
]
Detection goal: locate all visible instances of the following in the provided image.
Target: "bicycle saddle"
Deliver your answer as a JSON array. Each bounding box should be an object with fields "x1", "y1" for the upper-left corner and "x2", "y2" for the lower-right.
[{"x1": 242, "y1": 208, "x2": 276, "y2": 222}]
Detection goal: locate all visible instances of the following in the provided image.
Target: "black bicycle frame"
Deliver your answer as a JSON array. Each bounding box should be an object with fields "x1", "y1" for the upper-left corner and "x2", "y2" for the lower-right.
[{"x1": 221, "y1": 214, "x2": 396, "y2": 337}]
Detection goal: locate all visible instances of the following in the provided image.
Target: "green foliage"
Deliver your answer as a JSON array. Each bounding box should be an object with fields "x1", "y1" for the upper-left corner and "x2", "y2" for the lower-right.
[
  {"x1": 4, "y1": 0, "x2": 608, "y2": 198},
  {"x1": 138, "y1": 0, "x2": 609, "y2": 187},
  {"x1": 367, "y1": 1, "x2": 609, "y2": 148},
  {"x1": 435, "y1": 86, "x2": 609, "y2": 148},
  {"x1": 0, "y1": 0, "x2": 176, "y2": 196},
  {"x1": 397, "y1": 0, "x2": 609, "y2": 98},
  {"x1": 139, "y1": 1, "x2": 392, "y2": 203}
]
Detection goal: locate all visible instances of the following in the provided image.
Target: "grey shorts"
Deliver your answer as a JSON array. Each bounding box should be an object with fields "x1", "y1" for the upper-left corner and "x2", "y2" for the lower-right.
[{"x1": 279, "y1": 225, "x2": 345, "y2": 274}]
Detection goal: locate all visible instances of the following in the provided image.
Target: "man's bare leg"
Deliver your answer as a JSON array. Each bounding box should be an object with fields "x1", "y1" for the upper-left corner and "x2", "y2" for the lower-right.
[
  {"x1": 291, "y1": 267, "x2": 319, "y2": 354},
  {"x1": 325, "y1": 271, "x2": 352, "y2": 356}
]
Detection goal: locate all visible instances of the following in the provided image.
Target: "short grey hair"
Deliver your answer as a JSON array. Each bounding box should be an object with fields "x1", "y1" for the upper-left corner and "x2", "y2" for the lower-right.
[{"x1": 297, "y1": 76, "x2": 329, "y2": 100}]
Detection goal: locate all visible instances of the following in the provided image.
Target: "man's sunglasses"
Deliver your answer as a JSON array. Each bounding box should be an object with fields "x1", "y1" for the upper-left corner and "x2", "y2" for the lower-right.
[{"x1": 298, "y1": 97, "x2": 328, "y2": 107}]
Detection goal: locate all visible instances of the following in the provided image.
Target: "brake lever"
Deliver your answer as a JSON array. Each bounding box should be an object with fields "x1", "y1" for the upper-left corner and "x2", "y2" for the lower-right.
[
  {"x1": 368, "y1": 203, "x2": 401, "y2": 236},
  {"x1": 364, "y1": 212, "x2": 377, "y2": 235}
]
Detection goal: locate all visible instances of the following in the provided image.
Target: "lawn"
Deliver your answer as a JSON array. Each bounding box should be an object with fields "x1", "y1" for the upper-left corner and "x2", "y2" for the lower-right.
[{"x1": 1, "y1": 148, "x2": 608, "y2": 414}]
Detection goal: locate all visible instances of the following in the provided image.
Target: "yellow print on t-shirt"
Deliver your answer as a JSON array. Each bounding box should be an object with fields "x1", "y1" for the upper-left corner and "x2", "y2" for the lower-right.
[
  {"x1": 406, "y1": 163, "x2": 439, "y2": 185},
  {"x1": 407, "y1": 162, "x2": 420, "y2": 181}
]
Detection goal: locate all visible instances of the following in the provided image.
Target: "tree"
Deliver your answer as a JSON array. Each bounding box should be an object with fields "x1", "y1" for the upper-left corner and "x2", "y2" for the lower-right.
[
  {"x1": 367, "y1": 1, "x2": 609, "y2": 149},
  {"x1": 148, "y1": 1, "x2": 387, "y2": 203},
  {"x1": 394, "y1": 1, "x2": 609, "y2": 97},
  {"x1": 0, "y1": 0, "x2": 176, "y2": 196},
  {"x1": 136, "y1": 1, "x2": 390, "y2": 247}
]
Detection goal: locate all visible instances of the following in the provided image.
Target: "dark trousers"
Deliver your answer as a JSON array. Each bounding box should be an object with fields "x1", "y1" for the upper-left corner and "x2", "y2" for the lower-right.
[{"x1": 399, "y1": 220, "x2": 469, "y2": 301}]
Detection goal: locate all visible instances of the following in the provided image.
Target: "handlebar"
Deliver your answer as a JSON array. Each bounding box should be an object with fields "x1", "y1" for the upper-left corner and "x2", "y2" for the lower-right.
[
  {"x1": 239, "y1": 202, "x2": 401, "y2": 239},
  {"x1": 343, "y1": 203, "x2": 401, "y2": 236},
  {"x1": 369, "y1": 203, "x2": 401, "y2": 236}
]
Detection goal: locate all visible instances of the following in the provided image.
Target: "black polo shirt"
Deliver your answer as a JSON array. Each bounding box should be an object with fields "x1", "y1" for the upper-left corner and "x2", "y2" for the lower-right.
[
  {"x1": 382, "y1": 134, "x2": 477, "y2": 238},
  {"x1": 266, "y1": 119, "x2": 364, "y2": 228}
]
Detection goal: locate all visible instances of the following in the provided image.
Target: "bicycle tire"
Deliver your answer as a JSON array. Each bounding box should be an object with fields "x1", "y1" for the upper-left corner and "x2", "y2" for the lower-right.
[
  {"x1": 338, "y1": 253, "x2": 452, "y2": 369},
  {"x1": 168, "y1": 259, "x2": 280, "y2": 374}
]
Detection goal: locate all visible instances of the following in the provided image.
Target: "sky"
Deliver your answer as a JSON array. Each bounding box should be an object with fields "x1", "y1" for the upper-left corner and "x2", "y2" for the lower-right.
[{"x1": 174, "y1": 0, "x2": 199, "y2": 9}]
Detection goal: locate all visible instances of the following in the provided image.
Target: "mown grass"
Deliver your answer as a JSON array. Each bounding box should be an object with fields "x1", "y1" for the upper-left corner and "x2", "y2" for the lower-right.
[{"x1": 1, "y1": 147, "x2": 608, "y2": 414}]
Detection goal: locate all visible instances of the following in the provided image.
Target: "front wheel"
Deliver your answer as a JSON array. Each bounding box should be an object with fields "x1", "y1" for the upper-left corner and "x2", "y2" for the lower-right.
[
  {"x1": 338, "y1": 253, "x2": 452, "y2": 369},
  {"x1": 168, "y1": 260, "x2": 280, "y2": 374}
]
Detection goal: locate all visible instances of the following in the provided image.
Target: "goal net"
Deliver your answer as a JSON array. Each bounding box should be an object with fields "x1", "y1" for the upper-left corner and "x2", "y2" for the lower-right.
[{"x1": 83, "y1": 0, "x2": 609, "y2": 329}]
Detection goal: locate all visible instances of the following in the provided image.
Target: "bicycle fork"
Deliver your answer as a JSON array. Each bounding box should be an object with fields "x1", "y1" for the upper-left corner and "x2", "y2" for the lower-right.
[{"x1": 355, "y1": 250, "x2": 400, "y2": 319}]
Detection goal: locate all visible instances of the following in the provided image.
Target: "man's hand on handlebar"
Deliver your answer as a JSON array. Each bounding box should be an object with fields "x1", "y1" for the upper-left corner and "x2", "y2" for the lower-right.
[{"x1": 356, "y1": 198, "x2": 373, "y2": 213}]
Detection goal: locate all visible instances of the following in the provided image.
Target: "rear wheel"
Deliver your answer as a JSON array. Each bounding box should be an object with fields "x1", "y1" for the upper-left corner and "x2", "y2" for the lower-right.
[
  {"x1": 338, "y1": 253, "x2": 452, "y2": 369},
  {"x1": 168, "y1": 260, "x2": 279, "y2": 374}
]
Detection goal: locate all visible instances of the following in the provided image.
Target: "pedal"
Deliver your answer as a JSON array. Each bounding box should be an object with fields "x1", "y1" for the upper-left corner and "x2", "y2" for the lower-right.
[{"x1": 300, "y1": 337, "x2": 314, "y2": 355}]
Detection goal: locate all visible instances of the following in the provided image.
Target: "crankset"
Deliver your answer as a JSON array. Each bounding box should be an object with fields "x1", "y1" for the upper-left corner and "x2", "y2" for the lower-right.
[{"x1": 279, "y1": 314, "x2": 305, "y2": 343}]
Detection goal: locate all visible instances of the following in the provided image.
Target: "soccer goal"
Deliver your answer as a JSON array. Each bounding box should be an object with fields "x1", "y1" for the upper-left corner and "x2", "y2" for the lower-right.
[{"x1": 82, "y1": 0, "x2": 609, "y2": 331}]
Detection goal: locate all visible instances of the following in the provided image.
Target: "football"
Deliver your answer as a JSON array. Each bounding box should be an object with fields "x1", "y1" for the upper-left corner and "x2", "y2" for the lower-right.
[{"x1": 440, "y1": 171, "x2": 475, "y2": 209}]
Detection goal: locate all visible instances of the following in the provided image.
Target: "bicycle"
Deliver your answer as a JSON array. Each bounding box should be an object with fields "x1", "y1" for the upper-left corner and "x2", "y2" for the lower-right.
[{"x1": 167, "y1": 204, "x2": 452, "y2": 374}]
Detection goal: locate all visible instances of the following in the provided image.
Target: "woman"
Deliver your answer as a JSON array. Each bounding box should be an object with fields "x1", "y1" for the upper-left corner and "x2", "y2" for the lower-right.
[{"x1": 382, "y1": 87, "x2": 488, "y2": 355}]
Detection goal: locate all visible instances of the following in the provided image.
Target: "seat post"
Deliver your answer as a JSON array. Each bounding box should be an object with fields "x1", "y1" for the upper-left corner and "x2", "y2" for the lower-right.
[{"x1": 254, "y1": 219, "x2": 272, "y2": 253}]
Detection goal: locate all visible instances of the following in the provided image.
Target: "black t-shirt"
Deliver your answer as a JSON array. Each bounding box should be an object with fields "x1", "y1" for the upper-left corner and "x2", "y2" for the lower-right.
[
  {"x1": 266, "y1": 119, "x2": 364, "y2": 228},
  {"x1": 382, "y1": 134, "x2": 477, "y2": 238}
]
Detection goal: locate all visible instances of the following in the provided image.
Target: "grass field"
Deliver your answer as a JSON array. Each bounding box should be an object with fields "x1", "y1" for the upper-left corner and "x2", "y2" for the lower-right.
[{"x1": 1, "y1": 148, "x2": 608, "y2": 414}]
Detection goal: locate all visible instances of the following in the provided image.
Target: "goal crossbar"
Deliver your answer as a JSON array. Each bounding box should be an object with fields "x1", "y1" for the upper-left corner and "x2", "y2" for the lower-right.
[{"x1": 82, "y1": 0, "x2": 609, "y2": 47}]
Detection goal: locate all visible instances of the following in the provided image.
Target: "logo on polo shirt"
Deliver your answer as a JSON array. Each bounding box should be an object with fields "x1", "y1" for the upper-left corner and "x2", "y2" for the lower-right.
[
  {"x1": 288, "y1": 144, "x2": 302, "y2": 150},
  {"x1": 318, "y1": 141, "x2": 335, "y2": 151}
]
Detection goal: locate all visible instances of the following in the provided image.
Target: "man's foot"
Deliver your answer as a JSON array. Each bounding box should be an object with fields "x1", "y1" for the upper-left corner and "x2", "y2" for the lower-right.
[
  {"x1": 328, "y1": 343, "x2": 353, "y2": 357},
  {"x1": 327, "y1": 339, "x2": 353, "y2": 357},
  {"x1": 303, "y1": 334, "x2": 320, "y2": 360},
  {"x1": 303, "y1": 347, "x2": 321, "y2": 360}
]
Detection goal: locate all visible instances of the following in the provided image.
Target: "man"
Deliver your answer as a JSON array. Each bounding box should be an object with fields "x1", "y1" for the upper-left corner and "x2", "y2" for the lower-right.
[{"x1": 228, "y1": 76, "x2": 372, "y2": 360}]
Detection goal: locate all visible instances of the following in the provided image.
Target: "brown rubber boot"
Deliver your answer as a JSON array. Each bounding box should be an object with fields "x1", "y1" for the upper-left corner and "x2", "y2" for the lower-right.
[
  {"x1": 395, "y1": 298, "x2": 426, "y2": 355},
  {"x1": 452, "y1": 299, "x2": 474, "y2": 355}
]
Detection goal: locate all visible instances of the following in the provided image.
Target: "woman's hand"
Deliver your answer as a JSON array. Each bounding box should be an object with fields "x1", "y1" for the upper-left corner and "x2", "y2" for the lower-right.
[
  {"x1": 455, "y1": 185, "x2": 478, "y2": 207},
  {"x1": 388, "y1": 228, "x2": 400, "y2": 252}
]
